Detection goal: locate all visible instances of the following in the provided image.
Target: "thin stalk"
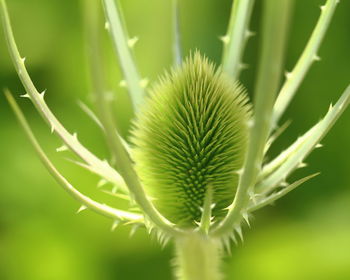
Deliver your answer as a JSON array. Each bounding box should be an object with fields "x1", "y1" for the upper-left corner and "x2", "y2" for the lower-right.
[
  {"x1": 0, "y1": 0, "x2": 128, "y2": 192},
  {"x1": 272, "y1": 0, "x2": 339, "y2": 128},
  {"x1": 102, "y1": 0, "x2": 144, "y2": 112},
  {"x1": 257, "y1": 84, "x2": 350, "y2": 194},
  {"x1": 212, "y1": 0, "x2": 293, "y2": 237},
  {"x1": 174, "y1": 233, "x2": 222, "y2": 280},
  {"x1": 172, "y1": 0, "x2": 182, "y2": 66},
  {"x1": 221, "y1": 0, "x2": 255, "y2": 80},
  {"x1": 199, "y1": 185, "x2": 213, "y2": 234},
  {"x1": 77, "y1": 100, "x2": 132, "y2": 155},
  {"x1": 5, "y1": 90, "x2": 142, "y2": 223},
  {"x1": 248, "y1": 173, "x2": 319, "y2": 213},
  {"x1": 85, "y1": 0, "x2": 181, "y2": 237}
]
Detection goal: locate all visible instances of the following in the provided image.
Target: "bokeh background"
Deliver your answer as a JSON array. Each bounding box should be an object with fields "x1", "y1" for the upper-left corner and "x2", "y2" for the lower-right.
[{"x1": 0, "y1": 0, "x2": 349, "y2": 279}]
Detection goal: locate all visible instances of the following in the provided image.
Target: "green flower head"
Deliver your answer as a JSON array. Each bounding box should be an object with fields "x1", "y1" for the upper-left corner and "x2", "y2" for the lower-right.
[{"x1": 131, "y1": 53, "x2": 251, "y2": 227}]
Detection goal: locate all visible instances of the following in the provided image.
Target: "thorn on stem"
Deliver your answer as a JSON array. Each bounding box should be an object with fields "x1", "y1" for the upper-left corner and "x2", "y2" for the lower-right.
[
  {"x1": 298, "y1": 162, "x2": 308, "y2": 169},
  {"x1": 219, "y1": 35, "x2": 230, "y2": 44},
  {"x1": 111, "y1": 220, "x2": 119, "y2": 232},
  {"x1": 97, "y1": 179, "x2": 108, "y2": 188},
  {"x1": 39, "y1": 90, "x2": 46, "y2": 99},
  {"x1": 129, "y1": 224, "x2": 140, "y2": 237},
  {"x1": 313, "y1": 54, "x2": 321, "y2": 61},
  {"x1": 285, "y1": 71, "x2": 292, "y2": 79},
  {"x1": 72, "y1": 132, "x2": 78, "y2": 140},
  {"x1": 56, "y1": 144, "x2": 69, "y2": 152},
  {"x1": 77, "y1": 205, "x2": 87, "y2": 214},
  {"x1": 234, "y1": 225, "x2": 244, "y2": 242},
  {"x1": 280, "y1": 181, "x2": 288, "y2": 187},
  {"x1": 245, "y1": 30, "x2": 255, "y2": 38},
  {"x1": 127, "y1": 36, "x2": 139, "y2": 48},
  {"x1": 242, "y1": 212, "x2": 250, "y2": 227},
  {"x1": 20, "y1": 93, "x2": 30, "y2": 99},
  {"x1": 111, "y1": 185, "x2": 118, "y2": 194}
]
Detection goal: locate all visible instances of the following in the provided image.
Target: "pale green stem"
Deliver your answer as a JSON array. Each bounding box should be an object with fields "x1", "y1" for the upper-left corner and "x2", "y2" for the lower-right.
[
  {"x1": 0, "y1": 0, "x2": 128, "y2": 192},
  {"x1": 172, "y1": 0, "x2": 182, "y2": 66},
  {"x1": 212, "y1": 0, "x2": 293, "y2": 237},
  {"x1": 85, "y1": 0, "x2": 181, "y2": 238},
  {"x1": 77, "y1": 100, "x2": 132, "y2": 155},
  {"x1": 199, "y1": 185, "x2": 213, "y2": 234},
  {"x1": 272, "y1": 0, "x2": 339, "y2": 128},
  {"x1": 221, "y1": 0, "x2": 255, "y2": 80},
  {"x1": 174, "y1": 233, "x2": 222, "y2": 280},
  {"x1": 256, "y1": 85, "x2": 350, "y2": 194},
  {"x1": 5, "y1": 90, "x2": 142, "y2": 223},
  {"x1": 248, "y1": 173, "x2": 319, "y2": 213},
  {"x1": 102, "y1": 0, "x2": 144, "y2": 112}
]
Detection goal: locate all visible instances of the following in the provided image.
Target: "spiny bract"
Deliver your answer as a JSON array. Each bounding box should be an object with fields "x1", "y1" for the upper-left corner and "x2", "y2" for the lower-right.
[{"x1": 131, "y1": 53, "x2": 251, "y2": 227}]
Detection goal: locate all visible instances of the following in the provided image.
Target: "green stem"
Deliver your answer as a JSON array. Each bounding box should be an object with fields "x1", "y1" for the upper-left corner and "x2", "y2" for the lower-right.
[
  {"x1": 172, "y1": 0, "x2": 182, "y2": 66},
  {"x1": 272, "y1": 0, "x2": 339, "y2": 128},
  {"x1": 221, "y1": 0, "x2": 255, "y2": 80},
  {"x1": 4, "y1": 90, "x2": 142, "y2": 223},
  {"x1": 84, "y1": 0, "x2": 181, "y2": 237},
  {"x1": 0, "y1": 0, "x2": 128, "y2": 192},
  {"x1": 212, "y1": 0, "x2": 293, "y2": 237},
  {"x1": 174, "y1": 233, "x2": 222, "y2": 280},
  {"x1": 102, "y1": 0, "x2": 144, "y2": 112}
]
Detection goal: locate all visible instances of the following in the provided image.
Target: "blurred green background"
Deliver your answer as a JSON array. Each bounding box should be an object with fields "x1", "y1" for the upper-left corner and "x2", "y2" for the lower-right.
[{"x1": 0, "y1": 0, "x2": 349, "y2": 279}]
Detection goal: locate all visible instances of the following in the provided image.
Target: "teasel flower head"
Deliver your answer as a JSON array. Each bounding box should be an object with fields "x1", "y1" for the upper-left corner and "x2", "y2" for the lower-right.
[{"x1": 131, "y1": 53, "x2": 251, "y2": 227}]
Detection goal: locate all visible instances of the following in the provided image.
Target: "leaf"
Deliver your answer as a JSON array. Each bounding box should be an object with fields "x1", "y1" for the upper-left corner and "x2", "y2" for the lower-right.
[
  {"x1": 249, "y1": 173, "x2": 320, "y2": 213},
  {"x1": 0, "y1": 0, "x2": 128, "y2": 193},
  {"x1": 257, "y1": 84, "x2": 350, "y2": 194},
  {"x1": 4, "y1": 90, "x2": 142, "y2": 223}
]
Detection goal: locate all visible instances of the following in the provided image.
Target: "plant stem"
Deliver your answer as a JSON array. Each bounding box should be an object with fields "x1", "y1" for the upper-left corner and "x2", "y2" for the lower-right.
[
  {"x1": 102, "y1": 0, "x2": 144, "y2": 112},
  {"x1": 85, "y1": 0, "x2": 181, "y2": 238},
  {"x1": 172, "y1": 0, "x2": 182, "y2": 66},
  {"x1": 221, "y1": 0, "x2": 255, "y2": 80},
  {"x1": 272, "y1": 0, "x2": 339, "y2": 128},
  {"x1": 212, "y1": 0, "x2": 293, "y2": 237},
  {"x1": 0, "y1": 0, "x2": 128, "y2": 192},
  {"x1": 174, "y1": 233, "x2": 222, "y2": 280},
  {"x1": 4, "y1": 90, "x2": 142, "y2": 223}
]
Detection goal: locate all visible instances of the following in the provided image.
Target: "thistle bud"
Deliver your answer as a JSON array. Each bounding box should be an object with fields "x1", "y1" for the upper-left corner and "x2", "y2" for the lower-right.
[{"x1": 131, "y1": 53, "x2": 251, "y2": 227}]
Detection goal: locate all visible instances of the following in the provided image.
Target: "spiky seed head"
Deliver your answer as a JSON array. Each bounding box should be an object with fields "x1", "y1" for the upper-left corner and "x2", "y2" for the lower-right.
[{"x1": 131, "y1": 52, "x2": 251, "y2": 228}]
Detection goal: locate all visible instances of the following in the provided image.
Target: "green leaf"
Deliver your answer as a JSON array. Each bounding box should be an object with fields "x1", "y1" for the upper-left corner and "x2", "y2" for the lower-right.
[
  {"x1": 257, "y1": 84, "x2": 350, "y2": 194},
  {"x1": 0, "y1": 0, "x2": 128, "y2": 193},
  {"x1": 249, "y1": 173, "x2": 320, "y2": 213},
  {"x1": 4, "y1": 90, "x2": 142, "y2": 223}
]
